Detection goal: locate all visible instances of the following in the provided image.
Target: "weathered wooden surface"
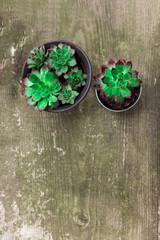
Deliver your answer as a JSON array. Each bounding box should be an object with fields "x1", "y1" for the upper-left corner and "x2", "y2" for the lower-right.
[{"x1": 0, "y1": 0, "x2": 160, "y2": 239}]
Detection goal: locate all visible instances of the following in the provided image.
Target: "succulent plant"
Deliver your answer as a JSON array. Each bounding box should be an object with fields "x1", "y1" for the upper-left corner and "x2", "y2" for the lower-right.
[
  {"x1": 27, "y1": 45, "x2": 48, "y2": 69},
  {"x1": 59, "y1": 85, "x2": 79, "y2": 104},
  {"x1": 23, "y1": 67, "x2": 61, "y2": 111},
  {"x1": 64, "y1": 67, "x2": 86, "y2": 90},
  {"x1": 94, "y1": 59, "x2": 141, "y2": 103},
  {"x1": 46, "y1": 43, "x2": 77, "y2": 76}
]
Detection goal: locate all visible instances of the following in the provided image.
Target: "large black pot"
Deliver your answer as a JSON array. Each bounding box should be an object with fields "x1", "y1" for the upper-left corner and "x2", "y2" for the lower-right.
[{"x1": 22, "y1": 40, "x2": 92, "y2": 113}]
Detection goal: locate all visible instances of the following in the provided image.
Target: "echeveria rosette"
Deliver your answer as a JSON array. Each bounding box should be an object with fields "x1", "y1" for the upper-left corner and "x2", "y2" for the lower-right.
[
  {"x1": 23, "y1": 68, "x2": 61, "y2": 111},
  {"x1": 59, "y1": 85, "x2": 79, "y2": 104},
  {"x1": 94, "y1": 59, "x2": 141, "y2": 103},
  {"x1": 64, "y1": 67, "x2": 86, "y2": 90},
  {"x1": 27, "y1": 45, "x2": 48, "y2": 69},
  {"x1": 46, "y1": 44, "x2": 77, "y2": 76}
]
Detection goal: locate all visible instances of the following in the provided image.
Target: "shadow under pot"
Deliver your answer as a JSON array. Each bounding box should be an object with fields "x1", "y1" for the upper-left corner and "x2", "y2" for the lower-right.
[
  {"x1": 22, "y1": 40, "x2": 92, "y2": 112},
  {"x1": 94, "y1": 59, "x2": 142, "y2": 112}
]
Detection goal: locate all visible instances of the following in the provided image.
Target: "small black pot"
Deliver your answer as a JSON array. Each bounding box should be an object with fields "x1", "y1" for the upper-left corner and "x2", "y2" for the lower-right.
[
  {"x1": 95, "y1": 85, "x2": 142, "y2": 112},
  {"x1": 22, "y1": 40, "x2": 92, "y2": 113}
]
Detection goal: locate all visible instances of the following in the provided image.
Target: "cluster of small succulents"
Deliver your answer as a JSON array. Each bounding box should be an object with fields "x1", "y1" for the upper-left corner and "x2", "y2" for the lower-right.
[
  {"x1": 94, "y1": 59, "x2": 142, "y2": 106},
  {"x1": 22, "y1": 44, "x2": 87, "y2": 111}
]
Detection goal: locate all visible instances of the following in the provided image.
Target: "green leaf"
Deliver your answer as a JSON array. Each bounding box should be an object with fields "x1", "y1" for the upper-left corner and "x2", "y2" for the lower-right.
[
  {"x1": 123, "y1": 80, "x2": 128, "y2": 87},
  {"x1": 24, "y1": 78, "x2": 33, "y2": 86},
  {"x1": 65, "y1": 52, "x2": 70, "y2": 61},
  {"x1": 69, "y1": 49, "x2": 75, "y2": 57},
  {"x1": 69, "y1": 99, "x2": 74, "y2": 104},
  {"x1": 29, "y1": 72, "x2": 40, "y2": 83},
  {"x1": 60, "y1": 65, "x2": 68, "y2": 73},
  {"x1": 31, "y1": 84, "x2": 39, "y2": 90},
  {"x1": 64, "y1": 74, "x2": 69, "y2": 79},
  {"x1": 40, "y1": 91, "x2": 49, "y2": 98},
  {"x1": 45, "y1": 72, "x2": 54, "y2": 83},
  {"x1": 48, "y1": 94, "x2": 57, "y2": 102},
  {"x1": 61, "y1": 45, "x2": 68, "y2": 54},
  {"x1": 108, "y1": 80, "x2": 115, "y2": 88},
  {"x1": 120, "y1": 87, "x2": 131, "y2": 97},
  {"x1": 128, "y1": 78, "x2": 139, "y2": 87},
  {"x1": 67, "y1": 58, "x2": 76, "y2": 67},
  {"x1": 123, "y1": 64, "x2": 132, "y2": 74},
  {"x1": 124, "y1": 73, "x2": 131, "y2": 80},
  {"x1": 28, "y1": 97, "x2": 36, "y2": 106},
  {"x1": 111, "y1": 69, "x2": 119, "y2": 76},
  {"x1": 103, "y1": 76, "x2": 112, "y2": 84},
  {"x1": 24, "y1": 87, "x2": 35, "y2": 97},
  {"x1": 55, "y1": 69, "x2": 63, "y2": 76},
  {"x1": 105, "y1": 68, "x2": 112, "y2": 77},
  {"x1": 103, "y1": 87, "x2": 112, "y2": 97},
  {"x1": 116, "y1": 64, "x2": 123, "y2": 73},
  {"x1": 38, "y1": 98, "x2": 48, "y2": 110},
  {"x1": 73, "y1": 91, "x2": 79, "y2": 97},
  {"x1": 32, "y1": 92, "x2": 42, "y2": 102},
  {"x1": 112, "y1": 87, "x2": 120, "y2": 97}
]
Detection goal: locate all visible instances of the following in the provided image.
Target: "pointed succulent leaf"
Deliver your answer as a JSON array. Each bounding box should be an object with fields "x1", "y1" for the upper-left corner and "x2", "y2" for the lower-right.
[
  {"x1": 48, "y1": 94, "x2": 57, "y2": 103},
  {"x1": 38, "y1": 98, "x2": 48, "y2": 110},
  {"x1": 112, "y1": 87, "x2": 120, "y2": 97},
  {"x1": 32, "y1": 92, "x2": 42, "y2": 102},
  {"x1": 24, "y1": 87, "x2": 35, "y2": 97},
  {"x1": 60, "y1": 65, "x2": 68, "y2": 73},
  {"x1": 128, "y1": 78, "x2": 139, "y2": 87},
  {"x1": 67, "y1": 58, "x2": 76, "y2": 67},
  {"x1": 29, "y1": 72, "x2": 40, "y2": 83},
  {"x1": 124, "y1": 73, "x2": 131, "y2": 80},
  {"x1": 28, "y1": 97, "x2": 36, "y2": 106},
  {"x1": 120, "y1": 87, "x2": 131, "y2": 98},
  {"x1": 24, "y1": 78, "x2": 33, "y2": 86}
]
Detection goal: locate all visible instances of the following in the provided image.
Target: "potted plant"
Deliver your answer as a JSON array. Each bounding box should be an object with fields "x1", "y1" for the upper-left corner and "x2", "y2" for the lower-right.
[
  {"x1": 94, "y1": 59, "x2": 142, "y2": 112},
  {"x1": 22, "y1": 41, "x2": 92, "y2": 112}
]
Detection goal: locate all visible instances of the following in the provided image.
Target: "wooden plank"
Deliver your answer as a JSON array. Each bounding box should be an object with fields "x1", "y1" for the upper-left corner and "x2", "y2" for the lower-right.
[{"x1": 0, "y1": 0, "x2": 159, "y2": 239}]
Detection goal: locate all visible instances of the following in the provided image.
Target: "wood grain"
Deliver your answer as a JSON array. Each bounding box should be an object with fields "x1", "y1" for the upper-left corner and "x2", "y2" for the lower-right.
[{"x1": 0, "y1": 0, "x2": 159, "y2": 239}]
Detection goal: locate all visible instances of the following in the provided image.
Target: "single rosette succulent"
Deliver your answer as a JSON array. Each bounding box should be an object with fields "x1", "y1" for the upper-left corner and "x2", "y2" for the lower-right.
[
  {"x1": 27, "y1": 45, "x2": 48, "y2": 69},
  {"x1": 59, "y1": 85, "x2": 79, "y2": 104},
  {"x1": 64, "y1": 67, "x2": 87, "y2": 90},
  {"x1": 46, "y1": 43, "x2": 77, "y2": 76},
  {"x1": 94, "y1": 59, "x2": 141, "y2": 103},
  {"x1": 23, "y1": 67, "x2": 61, "y2": 111}
]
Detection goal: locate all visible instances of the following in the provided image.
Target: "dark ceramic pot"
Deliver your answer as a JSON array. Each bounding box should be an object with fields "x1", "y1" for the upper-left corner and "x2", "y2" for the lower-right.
[
  {"x1": 95, "y1": 85, "x2": 142, "y2": 112},
  {"x1": 22, "y1": 40, "x2": 92, "y2": 113}
]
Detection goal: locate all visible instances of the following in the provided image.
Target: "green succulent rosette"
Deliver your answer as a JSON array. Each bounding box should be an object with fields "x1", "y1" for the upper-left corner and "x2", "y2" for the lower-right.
[
  {"x1": 58, "y1": 85, "x2": 79, "y2": 104},
  {"x1": 23, "y1": 67, "x2": 61, "y2": 111},
  {"x1": 64, "y1": 67, "x2": 86, "y2": 90},
  {"x1": 27, "y1": 45, "x2": 48, "y2": 69},
  {"x1": 94, "y1": 59, "x2": 141, "y2": 103},
  {"x1": 46, "y1": 43, "x2": 77, "y2": 76}
]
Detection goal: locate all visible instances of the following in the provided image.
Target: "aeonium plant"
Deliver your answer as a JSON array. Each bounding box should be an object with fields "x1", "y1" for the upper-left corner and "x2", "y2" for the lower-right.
[
  {"x1": 22, "y1": 43, "x2": 87, "y2": 111},
  {"x1": 94, "y1": 59, "x2": 142, "y2": 109}
]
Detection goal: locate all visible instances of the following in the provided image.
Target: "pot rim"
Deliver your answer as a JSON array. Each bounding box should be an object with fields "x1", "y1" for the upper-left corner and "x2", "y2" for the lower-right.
[
  {"x1": 22, "y1": 40, "x2": 92, "y2": 113},
  {"x1": 95, "y1": 85, "x2": 142, "y2": 112}
]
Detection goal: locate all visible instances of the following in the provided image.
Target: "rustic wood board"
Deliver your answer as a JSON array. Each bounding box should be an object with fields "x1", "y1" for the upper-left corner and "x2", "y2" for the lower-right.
[{"x1": 0, "y1": 0, "x2": 159, "y2": 239}]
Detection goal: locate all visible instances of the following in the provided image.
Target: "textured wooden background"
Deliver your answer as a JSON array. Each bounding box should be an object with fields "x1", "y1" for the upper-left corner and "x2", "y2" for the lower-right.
[{"x1": 0, "y1": 0, "x2": 160, "y2": 239}]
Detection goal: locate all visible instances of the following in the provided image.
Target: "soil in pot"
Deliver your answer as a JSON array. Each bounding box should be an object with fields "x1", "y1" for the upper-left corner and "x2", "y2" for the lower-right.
[{"x1": 97, "y1": 86, "x2": 141, "y2": 111}]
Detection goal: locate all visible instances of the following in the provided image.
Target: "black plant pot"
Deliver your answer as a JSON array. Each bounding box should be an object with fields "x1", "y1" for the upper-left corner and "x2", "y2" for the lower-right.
[
  {"x1": 95, "y1": 85, "x2": 142, "y2": 112},
  {"x1": 22, "y1": 40, "x2": 92, "y2": 113}
]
